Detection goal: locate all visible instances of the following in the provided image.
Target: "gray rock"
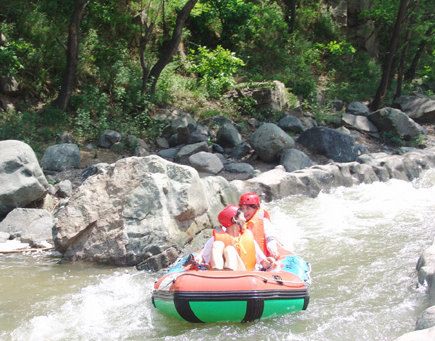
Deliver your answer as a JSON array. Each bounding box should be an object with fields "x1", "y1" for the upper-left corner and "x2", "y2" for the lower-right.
[
  {"x1": 0, "y1": 208, "x2": 55, "y2": 247},
  {"x1": 156, "y1": 137, "x2": 170, "y2": 149},
  {"x1": 342, "y1": 113, "x2": 378, "y2": 133},
  {"x1": 157, "y1": 147, "x2": 180, "y2": 161},
  {"x1": 346, "y1": 101, "x2": 370, "y2": 116},
  {"x1": 394, "y1": 96, "x2": 435, "y2": 123},
  {"x1": 416, "y1": 305, "x2": 435, "y2": 330},
  {"x1": 368, "y1": 107, "x2": 424, "y2": 140},
  {"x1": 0, "y1": 140, "x2": 49, "y2": 217},
  {"x1": 56, "y1": 180, "x2": 73, "y2": 198},
  {"x1": 98, "y1": 130, "x2": 122, "y2": 148},
  {"x1": 224, "y1": 162, "x2": 255, "y2": 175},
  {"x1": 56, "y1": 131, "x2": 75, "y2": 144},
  {"x1": 417, "y1": 239, "x2": 435, "y2": 301},
  {"x1": 53, "y1": 155, "x2": 238, "y2": 268},
  {"x1": 250, "y1": 123, "x2": 295, "y2": 163},
  {"x1": 230, "y1": 142, "x2": 252, "y2": 160},
  {"x1": 393, "y1": 326, "x2": 435, "y2": 341},
  {"x1": 278, "y1": 115, "x2": 305, "y2": 134},
  {"x1": 0, "y1": 231, "x2": 10, "y2": 242},
  {"x1": 332, "y1": 99, "x2": 345, "y2": 111},
  {"x1": 188, "y1": 152, "x2": 224, "y2": 175},
  {"x1": 41, "y1": 143, "x2": 81, "y2": 171},
  {"x1": 251, "y1": 80, "x2": 288, "y2": 112},
  {"x1": 216, "y1": 123, "x2": 242, "y2": 148},
  {"x1": 188, "y1": 124, "x2": 210, "y2": 144},
  {"x1": 175, "y1": 141, "x2": 210, "y2": 164},
  {"x1": 280, "y1": 149, "x2": 314, "y2": 172},
  {"x1": 297, "y1": 126, "x2": 359, "y2": 162}
]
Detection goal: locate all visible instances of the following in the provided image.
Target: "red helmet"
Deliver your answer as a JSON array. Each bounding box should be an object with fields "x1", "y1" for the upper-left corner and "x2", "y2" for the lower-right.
[
  {"x1": 218, "y1": 205, "x2": 239, "y2": 228},
  {"x1": 239, "y1": 192, "x2": 260, "y2": 206}
]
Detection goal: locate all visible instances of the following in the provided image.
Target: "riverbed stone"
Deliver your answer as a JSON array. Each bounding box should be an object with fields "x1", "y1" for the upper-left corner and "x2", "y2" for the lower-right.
[
  {"x1": 0, "y1": 208, "x2": 55, "y2": 247},
  {"x1": 216, "y1": 123, "x2": 242, "y2": 148},
  {"x1": 40, "y1": 143, "x2": 81, "y2": 171},
  {"x1": 175, "y1": 141, "x2": 210, "y2": 165},
  {"x1": 342, "y1": 113, "x2": 378, "y2": 133},
  {"x1": 368, "y1": 107, "x2": 424, "y2": 140},
  {"x1": 417, "y1": 239, "x2": 435, "y2": 301},
  {"x1": 346, "y1": 101, "x2": 371, "y2": 116},
  {"x1": 280, "y1": 149, "x2": 313, "y2": 172},
  {"x1": 416, "y1": 305, "x2": 435, "y2": 330},
  {"x1": 98, "y1": 130, "x2": 122, "y2": 148},
  {"x1": 394, "y1": 95, "x2": 435, "y2": 124},
  {"x1": 250, "y1": 123, "x2": 295, "y2": 163},
  {"x1": 188, "y1": 151, "x2": 224, "y2": 174},
  {"x1": 297, "y1": 126, "x2": 359, "y2": 162},
  {"x1": 393, "y1": 326, "x2": 435, "y2": 341},
  {"x1": 53, "y1": 155, "x2": 238, "y2": 269},
  {"x1": 0, "y1": 140, "x2": 49, "y2": 217}
]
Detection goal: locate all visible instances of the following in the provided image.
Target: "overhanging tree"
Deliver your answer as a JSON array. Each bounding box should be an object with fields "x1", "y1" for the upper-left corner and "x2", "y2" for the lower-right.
[
  {"x1": 145, "y1": 0, "x2": 198, "y2": 94},
  {"x1": 370, "y1": 0, "x2": 410, "y2": 111},
  {"x1": 53, "y1": 0, "x2": 88, "y2": 111}
]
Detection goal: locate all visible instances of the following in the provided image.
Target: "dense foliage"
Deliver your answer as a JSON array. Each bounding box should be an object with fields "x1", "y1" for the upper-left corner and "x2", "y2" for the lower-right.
[{"x1": 0, "y1": 0, "x2": 433, "y2": 150}]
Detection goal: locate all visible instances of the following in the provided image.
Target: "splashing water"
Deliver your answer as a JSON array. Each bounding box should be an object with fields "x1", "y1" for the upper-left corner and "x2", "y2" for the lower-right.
[{"x1": 1, "y1": 170, "x2": 434, "y2": 341}]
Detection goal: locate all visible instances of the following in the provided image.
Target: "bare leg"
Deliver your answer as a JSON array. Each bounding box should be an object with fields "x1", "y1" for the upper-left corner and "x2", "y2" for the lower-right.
[
  {"x1": 223, "y1": 246, "x2": 246, "y2": 271},
  {"x1": 210, "y1": 241, "x2": 225, "y2": 269}
]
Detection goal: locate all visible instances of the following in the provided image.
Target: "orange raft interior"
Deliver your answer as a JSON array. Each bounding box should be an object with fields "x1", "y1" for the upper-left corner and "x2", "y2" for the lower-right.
[{"x1": 152, "y1": 246, "x2": 311, "y2": 323}]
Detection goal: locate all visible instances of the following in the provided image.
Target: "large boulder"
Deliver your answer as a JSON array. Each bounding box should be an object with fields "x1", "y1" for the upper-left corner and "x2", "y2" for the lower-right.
[
  {"x1": 98, "y1": 130, "x2": 122, "y2": 148},
  {"x1": 53, "y1": 155, "x2": 238, "y2": 270},
  {"x1": 0, "y1": 140, "x2": 49, "y2": 217},
  {"x1": 251, "y1": 80, "x2": 288, "y2": 112},
  {"x1": 40, "y1": 143, "x2": 81, "y2": 171},
  {"x1": 368, "y1": 107, "x2": 424, "y2": 140},
  {"x1": 280, "y1": 149, "x2": 314, "y2": 172},
  {"x1": 416, "y1": 305, "x2": 435, "y2": 330},
  {"x1": 216, "y1": 123, "x2": 242, "y2": 148},
  {"x1": 250, "y1": 123, "x2": 295, "y2": 163},
  {"x1": 297, "y1": 126, "x2": 359, "y2": 162},
  {"x1": 278, "y1": 115, "x2": 305, "y2": 134},
  {"x1": 393, "y1": 96, "x2": 435, "y2": 123},
  {"x1": 393, "y1": 326, "x2": 435, "y2": 341},
  {"x1": 0, "y1": 208, "x2": 55, "y2": 247},
  {"x1": 417, "y1": 239, "x2": 435, "y2": 302},
  {"x1": 342, "y1": 113, "x2": 378, "y2": 133},
  {"x1": 346, "y1": 101, "x2": 371, "y2": 116},
  {"x1": 188, "y1": 151, "x2": 224, "y2": 175}
]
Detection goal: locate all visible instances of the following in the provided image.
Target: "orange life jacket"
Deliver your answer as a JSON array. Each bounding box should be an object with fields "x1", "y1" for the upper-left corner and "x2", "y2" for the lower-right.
[
  {"x1": 213, "y1": 229, "x2": 256, "y2": 271},
  {"x1": 246, "y1": 208, "x2": 270, "y2": 256}
]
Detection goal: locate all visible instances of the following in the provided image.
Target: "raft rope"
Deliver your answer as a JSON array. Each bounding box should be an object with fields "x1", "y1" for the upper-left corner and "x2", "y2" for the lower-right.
[{"x1": 158, "y1": 272, "x2": 307, "y2": 290}]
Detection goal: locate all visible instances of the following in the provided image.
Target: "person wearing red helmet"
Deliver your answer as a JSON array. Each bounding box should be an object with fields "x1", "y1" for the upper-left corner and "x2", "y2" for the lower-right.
[
  {"x1": 196, "y1": 205, "x2": 274, "y2": 271},
  {"x1": 239, "y1": 192, "x2": 279, "y2": 259}
]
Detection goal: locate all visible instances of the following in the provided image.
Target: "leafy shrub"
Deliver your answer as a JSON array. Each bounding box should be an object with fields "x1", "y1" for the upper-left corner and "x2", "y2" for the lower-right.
[{"x1": 187, "y1": 45, "x2": 245, "y2": 98}]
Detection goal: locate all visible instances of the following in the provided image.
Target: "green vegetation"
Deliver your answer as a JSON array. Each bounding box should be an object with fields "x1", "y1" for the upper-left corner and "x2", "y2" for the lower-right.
[{"x1": 0, "y1": 0, "x2": 433, "y2": 151}]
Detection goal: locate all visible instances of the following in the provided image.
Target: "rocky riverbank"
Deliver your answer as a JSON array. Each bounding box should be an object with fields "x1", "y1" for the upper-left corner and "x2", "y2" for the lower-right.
[{"x1": 1, "y1": 93, "x2": 435, "y2": 338}]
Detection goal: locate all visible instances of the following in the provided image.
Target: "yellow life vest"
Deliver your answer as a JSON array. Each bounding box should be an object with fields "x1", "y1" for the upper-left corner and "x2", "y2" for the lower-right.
[
  {"x1": 246, "y1": 208, "x2": 270, "y2": 256},
  {"x1": 213, "y1": 229, "x2": 256, "y2": 271}
]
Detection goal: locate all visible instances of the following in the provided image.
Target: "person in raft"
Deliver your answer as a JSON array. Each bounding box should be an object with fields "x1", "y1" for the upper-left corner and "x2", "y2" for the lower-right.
[
  {"x1": 239, "y1": 192, "x2": 280, "y2": 259},
  {"x1": 197, "y1": 205, "x2": 275, "y2": 271}
]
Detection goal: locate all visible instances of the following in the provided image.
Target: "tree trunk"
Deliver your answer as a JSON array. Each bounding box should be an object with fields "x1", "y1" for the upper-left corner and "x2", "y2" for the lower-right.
[
  {"x1": 147, "y1": 0, "x2": 198, "y2": 94},
  {"x1": 404, "y1": 25, "x2": 434, "y2": 82},
  {"x1": 276, "y1": 0, "x2": 297, "y2": 34},
  {"x1": 53, "y1": 0, "x2": 88, "y2": 111},
  {"x1": 370, "y1": 0, "x2": 410, "y2": 111}
]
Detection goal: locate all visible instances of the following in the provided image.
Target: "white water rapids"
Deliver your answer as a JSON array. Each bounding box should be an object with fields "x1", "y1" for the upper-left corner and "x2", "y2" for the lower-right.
[{"x1": 1, "y1": 169, "x2": 434, "y2": 341}]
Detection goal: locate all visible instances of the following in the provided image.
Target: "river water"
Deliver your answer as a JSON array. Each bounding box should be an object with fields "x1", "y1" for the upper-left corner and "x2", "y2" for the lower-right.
[{"x1": 1, "y1": 170, "x2": 434, "y2": 341}]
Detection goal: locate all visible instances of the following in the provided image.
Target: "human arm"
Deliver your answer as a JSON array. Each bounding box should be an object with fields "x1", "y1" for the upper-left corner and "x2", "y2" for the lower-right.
[
  {"x1": 196, "y1": 237, "x2": 214, "y2": 265},
  {"x1": 263, "y1": 218, "x2": 279, "y2": 259}
]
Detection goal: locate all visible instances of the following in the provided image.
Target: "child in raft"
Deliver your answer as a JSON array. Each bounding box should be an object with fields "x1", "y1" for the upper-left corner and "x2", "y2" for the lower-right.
[{"x1": 194, "y1": 205, "x2": 276, "y2": 271}]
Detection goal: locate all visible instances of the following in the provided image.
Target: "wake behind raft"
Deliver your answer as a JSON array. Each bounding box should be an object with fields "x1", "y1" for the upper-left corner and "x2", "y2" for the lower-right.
[{"x1": 152, "y1": 246, "x2": 311, "y2": 323}]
